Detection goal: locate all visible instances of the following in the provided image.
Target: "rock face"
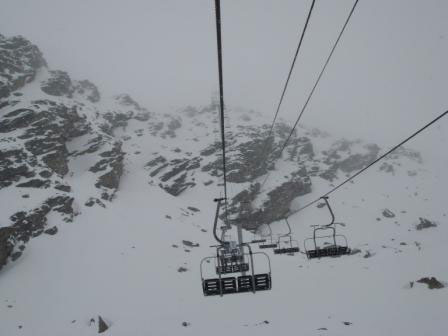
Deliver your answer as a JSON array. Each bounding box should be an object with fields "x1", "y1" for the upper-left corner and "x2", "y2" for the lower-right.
[
  {"x1": 0, "y1": 34, "x2": 46, "y2": 100},
  {"x1": 416, "y1": 218, "x2": 437, "y2": 231},
  {"x1": 41, "y1": 70, "x2": 73, "y2": 97},
  {"x1": 0, "y1": 227, "x2": 16, "y2": 271},
  {"x1": 416, "y1": 277, "x2": 444, "y2": 289},
  {"x1": 0, "y1": 33, "x2": 425, "y2": 271}
]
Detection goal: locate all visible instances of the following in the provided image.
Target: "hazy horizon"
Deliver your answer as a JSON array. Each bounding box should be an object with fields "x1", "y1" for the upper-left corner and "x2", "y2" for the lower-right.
[{"x1": 1, "y1": 0, "x2": 447, "y2": 148}]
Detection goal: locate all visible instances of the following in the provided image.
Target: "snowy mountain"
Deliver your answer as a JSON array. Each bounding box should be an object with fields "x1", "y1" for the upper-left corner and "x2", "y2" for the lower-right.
[{"x1": 1, "y1": 34, "x2": 447, "y2": 336}]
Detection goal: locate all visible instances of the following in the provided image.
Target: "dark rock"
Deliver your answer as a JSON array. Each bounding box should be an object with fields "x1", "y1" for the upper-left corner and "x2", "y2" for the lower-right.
[
  {"x1": 98, "y1": 316, "x2": 109, "y2": 333},
  {"x1": 177, "y1": 267, "x2": 188, "y2": 272},
  {"x1": 90, "y1": 142, "x2": 124, "y2": 200},
  {"x1": 16, "y1": 179, "x2": 50, "y2": 189},
  {"x1": 187, "y1": 206, "x2": 200, "y2": 212},
  {"x1": 416, "y1": 277, "x2": 444, "y2": 289},
  {"x1": 0, "y1": 34, "x2": 47, "y2": 99},
  {"x1": 0, "y1": 227, "x2": 17, "y2": 270},
  {"x1": 382, "y1": 209, "x2": 395, "y2": 218},
  {"x1": 343, "y1": 321, "x2": 352, "y2": 326},
  {"x1": 10, "y1": 196, "x2": 75, "y2": 243},
  {"x1": 416, "y1": 218, "x2": 437, "y2": 231},
  {"x1": 54, "y1": 183, "x2": 71, "y2": 192},
  {"x1": 41, "y1": 70, "x2": 73, "y2": 97},
  {"x1": 10, "y1": 251, "x2": 22, "y2": 261},
  {"x1": 182, "y1": 322, "x2": 190, "y2": 327},
  {"x1": 73, "y1": 80, "x2": 100, "y2": 102},
  {"x1": 228, "y1": 177, "x2": 311, "y2": 230},
  {"x1": 39, "y1": 170, "x2": 53, "y2": 178},
  {"x1": 44, "y1": 226, "x2": 58, "y2": 235},
  {"x1": 182, "y1": 240, "x2": 199, "y2": 247}
]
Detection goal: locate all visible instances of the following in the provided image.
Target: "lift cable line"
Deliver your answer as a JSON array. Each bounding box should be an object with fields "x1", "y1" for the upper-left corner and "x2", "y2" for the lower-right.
[
  {"x1": 263, "y1": 0, "x2": 316, "y2": 145},
  {"x1": 201, "y1": 0, "x2": 273, "y2": 297},
  {"x1": 286, "y1": 109, "x2": 448, "y2": 218},
  {"x1": 214, "y1": 0, "x2": 228, "y2": 213},
  {"x1": 260, "y1": 0, "x2": 360, "y2": 190}
]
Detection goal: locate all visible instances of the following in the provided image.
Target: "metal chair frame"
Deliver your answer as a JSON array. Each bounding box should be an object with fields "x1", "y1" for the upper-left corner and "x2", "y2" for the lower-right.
[
  {"x1": 304, "y1": 197, "x2": 351, "y2": 259},
  {"x1": 274, "y1": 218, "x2": 300, "y2": 254},
  {"x1": 200, "y1": 243, "x2": 272, "y2": 296}
]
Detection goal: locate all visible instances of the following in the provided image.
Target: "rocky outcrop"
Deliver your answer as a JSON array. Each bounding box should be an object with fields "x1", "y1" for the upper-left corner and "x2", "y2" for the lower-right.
[
  {"x1": 0, "y1": 34, "x2": 46, "y2": 99},
  {"x1": 41, "y1": 70, "x2": 73, "y2": 97},
  {"x1": 416, "y1": 277, "x2": 444, "y2": 289},
  {"x1": 228, "y1": 177, "x2": 312, "y2": 230},
  {"x1": 74, "y1": 79, "x2": 100, "y2": 103},
  {"x1": 416, "y1": 218, "x2": 437, "y2": 231},
  {"x1": 0, "y1": 227, "x2": 17, "y2": 271},
  {"x1": 10, "y1": 195, "x2": 75, "y2": 243},
  {"x1": 90, "y1": 141, "x2": 125, "y2": 200}
]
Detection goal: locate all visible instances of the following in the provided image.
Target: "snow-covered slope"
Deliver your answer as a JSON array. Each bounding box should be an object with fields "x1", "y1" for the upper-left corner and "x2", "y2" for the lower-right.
[{"x1": 1, "y1": 34, "x2": 447, "y2": 336}]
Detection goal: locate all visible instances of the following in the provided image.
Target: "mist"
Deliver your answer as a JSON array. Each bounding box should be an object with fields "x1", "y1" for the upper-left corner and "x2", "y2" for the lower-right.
[{"x1": 1, "y1": 0, "x2": 447, "y2": 148}]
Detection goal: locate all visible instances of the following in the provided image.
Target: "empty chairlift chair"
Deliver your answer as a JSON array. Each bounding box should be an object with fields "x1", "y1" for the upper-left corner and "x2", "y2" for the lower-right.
[
  {"x1": 304, "y1": 196, "x2": 351, "y2": 259},
  {"x1": 273, "y1": 219, "x2": 300, "y2": 255},
  {"x1": 257, "y1": 224, "x2": 278, "y2": 249},
  {"x1": 200, "y1": 243, "x2": 272, "y2": 296}
]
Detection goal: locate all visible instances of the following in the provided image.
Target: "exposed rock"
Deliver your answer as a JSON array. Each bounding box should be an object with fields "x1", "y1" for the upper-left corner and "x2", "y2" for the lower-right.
[
  {"x1": 182, "y1": 240, "x2": 199, "y2": 247},
  {"x1": 416, "y1": 218, "x2": 437, "y2": 231},
  {"x1": 187, "y1": 206, "x2": 200, "y2": 212},
  {"x1": 73, "y1": 80, "x2": 100, "y2": 103},
  {"x1": 0, "y1": 227, "x2": 17, "y2": 271},
  {"x1": 10, "y1": 196, "x2": 75, "y2": 243},
  {"x1": 98, "y1": 316, "x2": 109, "y2": 333},
  {"x1": 177, "y1": 267, "x2": 188, "y2": 272},
  {"x1": 10, "y1": 251, "x2": 22, "y2": 261},
  {"x1": 16, "y1": 179, "x2": 50, "y2": 189},
  {"x1": 41, "y1": 70, "x2": 73, "y2": 97},
  {"x1": 228, "y1": 177, "x2": 312, "y2": 230},
  {"x1": 85, "y1": 197, "x2": 106, "y2": 208},
  {"x1": 382, "y1": 209, "x2": 396, "y2": 218},
  {"x1": 90, "y1": 142, "x2": 124, "y2": 200},
  {"x1": 0, "y1": 34, "x2": 47, "y2": 99},
  {"x1": 54, "y1": 183, "x2": 71, "y2": 192},
  {"x1": 416, "y1": 277, "x2": 444, "y2": 289},
  {"x1": 44, "y1": 226, "x2": 58, "y2": 235}
]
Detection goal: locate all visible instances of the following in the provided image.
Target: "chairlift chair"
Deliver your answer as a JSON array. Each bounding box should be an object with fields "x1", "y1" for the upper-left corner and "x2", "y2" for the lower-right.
[
  {"x1": 304, "y1": 196, "x2": 351, "y2": 259},
  {"x1": 257, "y1": 224, "x2": 278, "y2": 249},
  {"x1": 273, "y1": 218, "x2": 300, "y2": 254},
  {"x1": 201, "y1": 243, "x2": 272, "y2": 296}
]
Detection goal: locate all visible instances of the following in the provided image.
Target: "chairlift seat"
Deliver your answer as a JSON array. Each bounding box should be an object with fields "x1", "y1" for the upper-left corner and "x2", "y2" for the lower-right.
[
  {"x1": 251, "y1": 239, "x2": 267, "y2": 244},
  {"x1": 216, "y1": 262, "x2": 249, "y2": 274},
  {"x1": 254, "y1": 273, "x2": 271, "y2": 291},
  {"x1": 259, "y1": 243, "x2": 278, "y2": 249},
  {"x1": 274, "y1": 247, "x2": 300, "y2": 254},
  {"x1": 237, "y1": 275, "x2": 254, "y2": 292},
  {"x1": 203, "y1": 278, "x2": 221, "y2": 296},
  {"x1": 306, "y1": 245, "x2": 351, "y2": 259}
]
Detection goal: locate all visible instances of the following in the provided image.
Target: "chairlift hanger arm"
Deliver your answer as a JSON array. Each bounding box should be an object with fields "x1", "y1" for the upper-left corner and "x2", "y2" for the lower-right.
[
  {"x1": 213, "y1": 198, "x2": 227, "y2": 245},
  {"x1": 322, "y1": 196, "x2": 335, "y2": 227},
  {"x1": 278, "y1": 218, "x2": 292, "y2": 239}
]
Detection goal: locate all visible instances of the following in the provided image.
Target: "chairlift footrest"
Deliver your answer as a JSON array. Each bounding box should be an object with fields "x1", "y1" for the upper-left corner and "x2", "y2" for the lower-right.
[{"x1": 259, "y1": 244, "x2": 278, "y2": 249}]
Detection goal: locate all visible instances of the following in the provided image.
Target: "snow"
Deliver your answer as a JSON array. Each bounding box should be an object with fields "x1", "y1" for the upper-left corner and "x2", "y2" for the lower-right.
[{"x1": 1, "y1": 74, "x2": 447, "y2": 335}]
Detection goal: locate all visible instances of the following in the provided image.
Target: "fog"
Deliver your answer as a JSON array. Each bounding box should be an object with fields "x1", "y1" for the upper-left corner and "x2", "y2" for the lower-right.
[{"x1": 1, "y1": 0, "x2": 447, "y2": 148}]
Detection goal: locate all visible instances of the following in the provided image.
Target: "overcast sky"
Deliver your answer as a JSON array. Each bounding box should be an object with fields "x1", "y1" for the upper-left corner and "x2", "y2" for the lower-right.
[{"x1": 1, "y1": 0, "x2": 447, "y2": 148}]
